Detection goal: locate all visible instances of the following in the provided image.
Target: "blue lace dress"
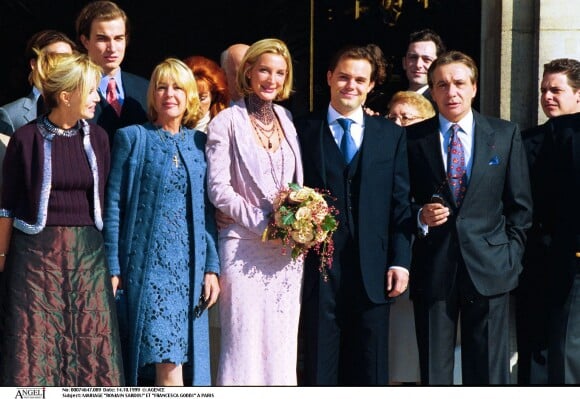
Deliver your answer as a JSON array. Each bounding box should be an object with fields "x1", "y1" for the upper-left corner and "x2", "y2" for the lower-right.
[{"x1": 139, "y1": 133, "x2": 193, "y2": 367}]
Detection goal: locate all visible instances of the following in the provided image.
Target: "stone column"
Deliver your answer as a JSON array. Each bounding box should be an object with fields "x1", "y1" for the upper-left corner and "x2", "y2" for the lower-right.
[
  {"x1": 483, "y1": 0, "x2": 580, "y2": 129},
  {"x1": 480, "y1": 0, "x2": 536, "y2": 129},
  {"x1": 536, "y1": 0, "x2": 580, "y2": 124}
]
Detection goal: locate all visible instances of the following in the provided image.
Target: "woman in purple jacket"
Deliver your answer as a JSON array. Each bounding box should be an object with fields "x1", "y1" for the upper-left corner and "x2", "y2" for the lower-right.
[
  {"x1": 206, "y1": 38, "x2": 303, "y2": 385},
  {"x1": 0, "y1": 51, "x2": 123, "y2": 386}
]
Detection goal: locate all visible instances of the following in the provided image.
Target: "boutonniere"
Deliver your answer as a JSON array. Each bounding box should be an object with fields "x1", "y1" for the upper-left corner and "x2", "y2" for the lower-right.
[{"x1": 488, "y1": 155, "x2": 500, "y2": 165}]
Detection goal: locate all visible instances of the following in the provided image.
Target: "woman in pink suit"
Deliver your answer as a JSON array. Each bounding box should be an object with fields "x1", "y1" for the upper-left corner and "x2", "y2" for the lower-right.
[{"x1": 206, "y1": 38, "x2": 303, "y2": 386}]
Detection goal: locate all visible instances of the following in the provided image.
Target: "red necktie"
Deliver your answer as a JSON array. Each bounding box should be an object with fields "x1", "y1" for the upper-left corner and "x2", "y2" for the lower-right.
[
  {"x1": 447, "y1": 124, "x2": 467, "y2": 206},
  {"x1": 106, "y1": 78, "x2": 122, "y2": 116}
]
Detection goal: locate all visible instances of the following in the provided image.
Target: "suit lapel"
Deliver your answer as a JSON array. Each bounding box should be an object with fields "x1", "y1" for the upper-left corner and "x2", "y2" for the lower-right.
[
  {"x1": 231, "y1": 101, "x2": 270, "y2": 198},
  {"x1": 360, "y1": 115, "x2": 382, "y2": 173},
  {"x1": 301, "y1": 116, "x2": 328, "y2": 189},
  {"x1": 22, "y1": 92, "x2": 36, "y2": 123},
  {"x1": 462, "y1": 111, "x2": 496, "y2": 206},
  {"x1": 525, "y1": 122, "x2": 550, "y2": 166},
  {"x1": 416, "y1": 117, "x2": 450, "y2": 200},
  {"x1": 276, "y1": 106, "x2": 303, "y2": 186}
]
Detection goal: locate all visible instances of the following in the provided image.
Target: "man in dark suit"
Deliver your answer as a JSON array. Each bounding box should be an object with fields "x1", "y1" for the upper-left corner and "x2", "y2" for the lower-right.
[
  {"x1": 541, "y1": 111, "x2": 580, "y2": 384},
  {"x1": 296, "y1": 44, "x2": 412, "y2": 385},
  {"x1": 76, "y1": 1, "x2": 148, "y2": 145},
  {"x1": 406, "y1": 50, "x2": 532, "y2": 385},
  {"x1": 518, "y1": 58, "x2": 580, "y2": 384},
  {"x1": 402, "y1": 28, "x2": 446, "y2": 105}
]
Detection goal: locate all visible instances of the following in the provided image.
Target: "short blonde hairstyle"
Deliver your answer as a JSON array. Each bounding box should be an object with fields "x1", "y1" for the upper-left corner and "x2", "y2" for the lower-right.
[
  {"x1": 387, "y1": 91, "x2": 436, "y2": 120},
  {"x1": 147, "y1": 58, "x2": 201, "y2": 128},
  {"x1": 31, "y1": 51, "x2": 101, "y2": 111},
  {"x1": 237, "y1": 38, "x2": 293, "y2": 101}
]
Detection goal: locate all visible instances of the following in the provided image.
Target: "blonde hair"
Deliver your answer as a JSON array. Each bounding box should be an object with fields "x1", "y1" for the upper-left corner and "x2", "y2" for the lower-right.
[
  {"x1": 31, "y1": 51, "x2": 101, "y2": 111},
  {"x1": 147, "y1": 58, "x2": 201, "y2": 128},
  {"x1": 387, "y1": 91, "x2": 436, "y2": 120},
  {"x1": 237, "y1": 38, "x2": 293, "y2": 101}
]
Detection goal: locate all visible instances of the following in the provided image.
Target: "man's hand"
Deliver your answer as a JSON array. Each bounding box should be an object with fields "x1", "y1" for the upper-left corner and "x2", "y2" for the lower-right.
[
  {"x1": 386, "y1": 268, "x2": 409, "y2": 298},
  {"x1": 363, "y1": 106, "x2": 380, "y2": 116},
  {"x1": 420, "y1": 203, "x2": 450, "y2": 227},
  {"x1": 215, "y1": 209, "x2": 234, "y2": 230}
]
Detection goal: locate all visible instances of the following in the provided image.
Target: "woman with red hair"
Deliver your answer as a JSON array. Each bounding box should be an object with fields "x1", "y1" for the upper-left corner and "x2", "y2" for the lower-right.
[{"x1": 183, "y1": 55, "x2": 229, "y2": 132}]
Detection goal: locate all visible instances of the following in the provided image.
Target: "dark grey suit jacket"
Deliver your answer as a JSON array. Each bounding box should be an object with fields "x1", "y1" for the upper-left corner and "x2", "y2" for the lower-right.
[{"x1": 406, "y1": 111, "x2": 533, "y2": 301}]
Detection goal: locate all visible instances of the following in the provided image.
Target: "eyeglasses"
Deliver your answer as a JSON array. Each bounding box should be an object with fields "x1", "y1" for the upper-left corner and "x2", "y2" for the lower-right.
[
  {"x1": 387, "y1": 113, "x2": 422, "y2": 126},
  {"x1": 193, "y1": 292, "x2": 209, "y2": 318}
]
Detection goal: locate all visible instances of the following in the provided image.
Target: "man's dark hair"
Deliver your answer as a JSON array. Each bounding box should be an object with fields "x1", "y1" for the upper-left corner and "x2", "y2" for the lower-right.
[
  {"x1": 25, "y1": 30, "x2": 76, "y2": 61},
  {"x1": 543, "y1": 58, "x2": 580, "y2": 91},
  {"x1": 427, "y1": 50, "x2": 478, "y2": 89},
  {"x1": 75, "y1": 1, "x2": 130, "y2": 45},
  {"x1": 328, "y1": 44, "x2": 388, "y2": 85},
  {"x1": 408, "y1": 28, "x2": 446, "y2": 56}
]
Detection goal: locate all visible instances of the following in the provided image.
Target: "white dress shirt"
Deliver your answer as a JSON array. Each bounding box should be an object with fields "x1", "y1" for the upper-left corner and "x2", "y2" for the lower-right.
[
  {"x1": 327, "y1": 104, "x2": 365, "y2": 151},
  {"x1": 327, "y1": 104, "x2": 408, "y2": 276},
  {"x1": 419, "y1": 110, "x2": 475, "y2": 236}
]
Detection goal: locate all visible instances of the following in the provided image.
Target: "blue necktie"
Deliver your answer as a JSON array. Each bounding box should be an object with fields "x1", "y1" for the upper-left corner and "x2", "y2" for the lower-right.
[
  {"x1": 337, "y1": 118, "x2": 357, "y2": 164},
  {"x1": 447, "y1": 124, "x2": 467, "y2": 206}
]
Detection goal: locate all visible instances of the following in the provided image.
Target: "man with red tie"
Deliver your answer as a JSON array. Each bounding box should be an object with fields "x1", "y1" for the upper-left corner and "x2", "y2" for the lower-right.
[
  {"x1": 406, "y1": 51, "x2": 532, "y2": 384},
  {"x1": 76, "y1": 1, "x2": 148, "y2": 146}
]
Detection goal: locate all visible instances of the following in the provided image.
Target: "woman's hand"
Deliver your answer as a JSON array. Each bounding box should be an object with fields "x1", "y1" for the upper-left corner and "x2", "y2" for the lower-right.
[
  {"x1": 203, "y1": 272, "x2": 220, "y2": 308},
  {"x1": 111, "y1": 275, "x2": 122, "y2": 297}
]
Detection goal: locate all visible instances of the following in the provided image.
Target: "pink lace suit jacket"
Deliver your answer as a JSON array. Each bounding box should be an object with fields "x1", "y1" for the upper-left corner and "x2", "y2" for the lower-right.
[{"x1": 205, "y1": 99, "x2": 304, "y2": 240}]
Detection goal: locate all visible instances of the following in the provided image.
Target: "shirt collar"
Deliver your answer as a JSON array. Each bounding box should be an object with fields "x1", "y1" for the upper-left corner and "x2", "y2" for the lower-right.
[
  {"x1": 327, "y1": 104, "x2": 365, "y2": 126},
  {"x1": 438, "y1": 110, "x2": 474, "y2": 135},
  {"x1": 416, "y1": 85, "x2": 428, "y2": 95},
  {"x1": 99, "y1": 70, "x2": 123, "y2": 96}
]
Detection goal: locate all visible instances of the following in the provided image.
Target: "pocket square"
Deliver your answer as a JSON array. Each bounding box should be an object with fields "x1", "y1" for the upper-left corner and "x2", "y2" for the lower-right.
[{"x1": 488, "y1": 155, "x2": 500, "y2": 165}]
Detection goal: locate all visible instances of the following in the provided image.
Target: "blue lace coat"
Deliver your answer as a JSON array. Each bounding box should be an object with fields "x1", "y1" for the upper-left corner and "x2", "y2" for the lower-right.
[{"x1": 103, "y1": 123, "x2": 219, "y2": 385}]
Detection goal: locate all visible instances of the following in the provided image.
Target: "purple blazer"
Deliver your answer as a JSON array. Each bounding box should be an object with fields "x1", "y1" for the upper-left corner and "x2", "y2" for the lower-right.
[
  {"x1": 206, "y1": 99, "x2": 303, "y2": 239},
  {"x1": 1, "y1": 121, "x2": 109, "y2": 233}
]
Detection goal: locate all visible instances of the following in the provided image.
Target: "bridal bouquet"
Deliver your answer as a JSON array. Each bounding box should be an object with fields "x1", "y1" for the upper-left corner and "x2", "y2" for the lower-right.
[{"x1": 263, "y1": 183, "x2": 338, "y2": 281}]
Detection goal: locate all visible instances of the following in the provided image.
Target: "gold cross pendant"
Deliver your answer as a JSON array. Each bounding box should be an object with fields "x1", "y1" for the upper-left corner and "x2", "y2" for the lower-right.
[{"x1": 173, "y1": 154, "x2": 179, "y2": 168}]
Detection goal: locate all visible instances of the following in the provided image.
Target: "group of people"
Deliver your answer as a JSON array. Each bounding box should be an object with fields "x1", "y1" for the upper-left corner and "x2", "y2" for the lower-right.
[{"x1": 0, "y1": 0, "x2": 579, "y2": 389}]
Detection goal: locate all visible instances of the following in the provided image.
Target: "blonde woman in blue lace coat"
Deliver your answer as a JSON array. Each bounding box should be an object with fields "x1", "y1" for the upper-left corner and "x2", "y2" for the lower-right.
[{"x1": 104, "y1": 58, "x2": 220, "y2": 386}]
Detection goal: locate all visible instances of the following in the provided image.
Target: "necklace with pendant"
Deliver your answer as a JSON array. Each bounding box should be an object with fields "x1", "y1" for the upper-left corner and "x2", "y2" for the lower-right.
[
  {"x1": 250, "y1": 114, "x2": 278, "y2": 150},
  {"x1": 156, "y1": 127, "x2": 185, "y2": 168}
]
